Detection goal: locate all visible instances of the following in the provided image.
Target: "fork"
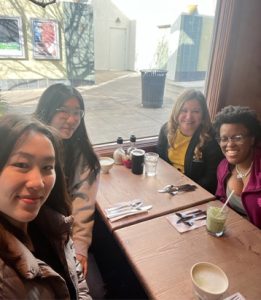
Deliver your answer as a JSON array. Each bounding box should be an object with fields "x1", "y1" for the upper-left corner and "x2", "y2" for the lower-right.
[
  {"x1": 157, "y1": 184, "x2": 174, "y2": 193},
  {"x1": 106, "y1": 200, "x2": 143, "y2": 212},
  {"x1": 183, "y1": 215, "x2": 207, "y2": 226},
  {"x1": 227, "y1": 293, "x2": 244, "y2": 300}
]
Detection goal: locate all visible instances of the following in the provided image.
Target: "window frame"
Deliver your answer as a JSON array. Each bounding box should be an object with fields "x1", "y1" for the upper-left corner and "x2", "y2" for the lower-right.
[{"x1": 95, "y1": 0, "x2": 235, "y2": 156}]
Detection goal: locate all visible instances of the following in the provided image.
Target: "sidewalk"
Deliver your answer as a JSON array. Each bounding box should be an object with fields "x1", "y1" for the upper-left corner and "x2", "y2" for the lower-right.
[{"x1": 2, "y1": 71, "x2": 200, "y2": 144}]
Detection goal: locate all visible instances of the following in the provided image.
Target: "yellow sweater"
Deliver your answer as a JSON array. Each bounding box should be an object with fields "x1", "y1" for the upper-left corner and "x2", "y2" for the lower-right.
[{"x1": 168, "y1": 129, "x2": 192, "y2": 173}]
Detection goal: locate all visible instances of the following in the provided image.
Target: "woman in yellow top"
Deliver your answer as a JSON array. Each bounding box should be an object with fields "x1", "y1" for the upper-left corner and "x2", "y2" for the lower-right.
[{"x1": 157, "y1": 89, "x2": 223, "y2": 194}]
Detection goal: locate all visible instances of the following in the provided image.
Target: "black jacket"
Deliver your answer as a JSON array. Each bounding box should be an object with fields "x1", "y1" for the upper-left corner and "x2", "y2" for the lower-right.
[{"x1": 157, "y1": 123, "x2": 224, "y2": 194}]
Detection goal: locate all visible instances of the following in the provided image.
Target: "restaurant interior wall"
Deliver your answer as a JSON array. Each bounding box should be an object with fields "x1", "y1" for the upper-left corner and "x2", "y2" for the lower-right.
[{"x1": 206, "y1": 0, "x2": 261, "y2": 119}]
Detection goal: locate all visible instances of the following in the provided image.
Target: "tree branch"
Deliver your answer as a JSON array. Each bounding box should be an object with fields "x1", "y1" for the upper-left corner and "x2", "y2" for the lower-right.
[{"x1": 28, "y1": 0, "x2": 57, "y2": 8}]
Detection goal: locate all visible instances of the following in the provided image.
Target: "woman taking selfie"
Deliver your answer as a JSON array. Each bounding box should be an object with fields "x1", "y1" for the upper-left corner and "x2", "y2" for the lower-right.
[
  {"x1": 214, "y1": 105, "x2": 261, "y2": 228},
  {"x1": 157, "y1": 89, "x2": 223, "y2": 194},
  {"x1": 0, "y1": 114, "x2": 91, "y2": 299}
]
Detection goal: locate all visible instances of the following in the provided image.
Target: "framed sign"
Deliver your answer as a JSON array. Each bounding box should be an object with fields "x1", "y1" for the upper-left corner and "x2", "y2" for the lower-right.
[
  {"x1": 0, "y1": 16, "x2": 25, "y2": 58},
  {"x1": 31, "y1": 19, "x2": 60, "y2": 59}
]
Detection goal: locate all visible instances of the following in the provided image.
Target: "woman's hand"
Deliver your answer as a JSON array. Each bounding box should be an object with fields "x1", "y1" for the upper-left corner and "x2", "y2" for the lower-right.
[{"x1": 76, "y1": 254, "x2": 88, "y2": 277}]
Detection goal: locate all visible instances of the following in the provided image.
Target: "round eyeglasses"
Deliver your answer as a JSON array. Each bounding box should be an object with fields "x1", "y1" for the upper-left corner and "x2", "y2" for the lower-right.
[
  {"x1": 56, "y1": 107, "x2": 85, "y2": 119},
  {"x1": 216, "y1": 134, "x2": 249, "y2": 145}
]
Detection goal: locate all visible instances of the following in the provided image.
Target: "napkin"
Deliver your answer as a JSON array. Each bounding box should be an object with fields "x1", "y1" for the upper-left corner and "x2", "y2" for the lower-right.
[
  {"x1": 105, "y1": 200, "x2": 152, "y2": 222},
  {"x1": 166, "y1": 208, "x2": 206, "y2": 233},
  {"x1": 224, "y1": 292, "x2": 246, "y2": 300}
]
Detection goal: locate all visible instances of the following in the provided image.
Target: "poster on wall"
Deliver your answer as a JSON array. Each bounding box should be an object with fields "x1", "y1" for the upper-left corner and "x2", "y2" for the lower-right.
[
  {"x1": 31, "y1": 19, "x2": 60, "y2": 60},
  {"x1": 0, "y1": 16, "x2": 25, "y2": 58}
]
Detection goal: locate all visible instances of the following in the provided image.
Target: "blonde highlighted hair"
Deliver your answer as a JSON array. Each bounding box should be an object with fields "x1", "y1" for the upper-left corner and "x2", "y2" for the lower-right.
[{"x1": 167, "y1": 89, "x2": 212, "y2": 161}]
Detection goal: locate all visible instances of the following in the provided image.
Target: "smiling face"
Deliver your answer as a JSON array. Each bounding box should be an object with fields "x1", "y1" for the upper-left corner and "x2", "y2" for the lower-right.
[
  {"x1": 0, "y1": 131, "x2": 56, "y2": 229},
  {"x1": 178, "y1": 99, "x2": 203, "y2": 136},
  {"x1": 219, "y1": 123, "x2": 255, "y2": 166},
  {"x1": 50, "y1": 97, "x2": 82, "y2": 139}
]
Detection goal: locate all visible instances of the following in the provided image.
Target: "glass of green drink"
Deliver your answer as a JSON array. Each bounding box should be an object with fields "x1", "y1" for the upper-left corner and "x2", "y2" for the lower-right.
[{"x1": 206, "y1": 202, "x2": 228, "y2": 237}]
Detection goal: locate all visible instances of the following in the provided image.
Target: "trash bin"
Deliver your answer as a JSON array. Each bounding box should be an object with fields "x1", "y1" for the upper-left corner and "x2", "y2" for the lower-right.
[{"x1": 140, "y1": 69, "x2": 167, "y2": 108}]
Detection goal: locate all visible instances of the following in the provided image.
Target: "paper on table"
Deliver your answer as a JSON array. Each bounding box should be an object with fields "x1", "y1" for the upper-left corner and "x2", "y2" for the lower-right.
[
  {"x1": 105, "y1": 199, "x2": 143, "y2": 214},
  {"x1": 109, "y1": 207, "x2": 152, "y2": 222},
  {"x1": 166, "y1": 209, "x2": 206, "y2": 233},
  {"x1": 224, "y1": 292, "x2": 246, "y2": 300}
]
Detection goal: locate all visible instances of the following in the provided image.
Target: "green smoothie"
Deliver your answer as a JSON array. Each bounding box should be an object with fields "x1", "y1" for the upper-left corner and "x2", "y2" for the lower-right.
[{"x1": 206, "y1": 206, "x2": 227, "y2": 236}]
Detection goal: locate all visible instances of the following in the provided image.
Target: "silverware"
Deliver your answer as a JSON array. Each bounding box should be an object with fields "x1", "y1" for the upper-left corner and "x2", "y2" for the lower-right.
[
  {"x1": 108, "y1": 205, "x2": 153, "y2": 222},
  {"x1": 107, "y1": 205, "x2": 152, "y2": 219},
  {"x1": 106, "y1": 200, "x2": 143, "y2": 213},
  {"x1": 175, "y1": 209, "x2": 202, "y2": 219},
  {"x1": 176, "y1": 210, "x2": 206, "y2": 224},
  {"x1": 158, "y1": 184, "x2": 197, "y2": 194},
  {"x1": 157, "y1": 184, "x2": 174, "y2": 193},
  {"x1": 183, "y1": 215, "x2": 207, "y2": 226}
]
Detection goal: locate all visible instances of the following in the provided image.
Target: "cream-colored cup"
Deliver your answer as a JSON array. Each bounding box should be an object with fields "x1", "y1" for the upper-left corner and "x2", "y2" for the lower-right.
[
  {"x1": 99, "y1": 157, "x2": 114, "y2": 174},
  {"x1": 191, "y1": 262, "x2": 229, "y2": 300}
]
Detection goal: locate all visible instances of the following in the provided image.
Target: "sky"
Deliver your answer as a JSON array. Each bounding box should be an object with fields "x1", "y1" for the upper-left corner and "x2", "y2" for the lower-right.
[{"x1": 112, "y1": 0, "x2": 217, "y2": 24}]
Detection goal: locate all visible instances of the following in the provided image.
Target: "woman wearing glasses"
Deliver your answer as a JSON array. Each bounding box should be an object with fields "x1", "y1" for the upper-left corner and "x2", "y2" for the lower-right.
[
  {"x1": 214, "y1": 105, "x2": 261, "y2": 228},
  {"x1": 157, "y1": 89, "x2": 223, "y2": 194},
  {"x1": 34, "y1": 84, "x2": 101, "y2": 291}
]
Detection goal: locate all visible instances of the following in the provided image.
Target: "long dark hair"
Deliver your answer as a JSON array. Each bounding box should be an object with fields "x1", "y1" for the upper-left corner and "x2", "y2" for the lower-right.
[
  {"x1": 34, "y1": 83, "x2": 100, "y2": 187},
  {"x1": 0, "y1": 114, "x2": 71, "y2": 261}
]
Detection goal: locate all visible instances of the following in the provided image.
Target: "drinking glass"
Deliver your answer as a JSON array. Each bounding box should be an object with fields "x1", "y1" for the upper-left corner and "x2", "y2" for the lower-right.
[
  {"x1": 144, "y1": 152, "x2": 159, "y2": 176},
  {"x1": 206, "y1": 202, "x2": 228, "y2": 237}
]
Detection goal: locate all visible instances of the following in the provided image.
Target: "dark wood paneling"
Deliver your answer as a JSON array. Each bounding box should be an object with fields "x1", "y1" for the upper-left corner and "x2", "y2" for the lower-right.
[{"x1": 220, "y1": 0, "x2": 261, "y2": 117}]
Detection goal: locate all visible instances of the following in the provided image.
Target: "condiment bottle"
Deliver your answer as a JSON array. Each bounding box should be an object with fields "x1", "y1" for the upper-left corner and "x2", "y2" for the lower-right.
[
  {"x1": 127, "y1": 135, "x2": 137, "y2": 157},
  {"x1": 113, "y1": 137, "x2": 125, "y2": 165}
]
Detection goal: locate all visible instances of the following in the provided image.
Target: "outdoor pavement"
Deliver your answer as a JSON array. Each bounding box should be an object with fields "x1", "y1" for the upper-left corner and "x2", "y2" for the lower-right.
[{"x1": 2, "y1": 71, "x2": 203, "y2": 144}]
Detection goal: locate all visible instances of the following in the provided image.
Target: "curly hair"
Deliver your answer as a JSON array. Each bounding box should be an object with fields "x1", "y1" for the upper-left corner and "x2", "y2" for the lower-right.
[
  {"x1": 213, "y1": 105, "x2": 261, "y2": 144},
  {"x1": 167, "y1": 89, "x2": 212, "y2": 161}
]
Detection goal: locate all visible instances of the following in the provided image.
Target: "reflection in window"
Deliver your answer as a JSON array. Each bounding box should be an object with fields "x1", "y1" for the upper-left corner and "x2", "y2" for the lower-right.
[{"x1": 1, "y1": 0, "x2": 217, "y2": 145}]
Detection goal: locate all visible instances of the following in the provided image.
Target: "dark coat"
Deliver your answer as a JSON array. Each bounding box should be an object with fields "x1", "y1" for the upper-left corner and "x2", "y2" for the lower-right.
[
  {"x1": 0, "y1": 206, "x2": 92, "y2": 300},
  {"x1": 157, "y1": 123, "x2": 224, "y2": 194}
]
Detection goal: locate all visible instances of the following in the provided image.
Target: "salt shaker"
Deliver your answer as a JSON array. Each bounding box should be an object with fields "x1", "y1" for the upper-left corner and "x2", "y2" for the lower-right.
[{"x1": 113, "y1": 137, "x2": 125, "y2": 165}]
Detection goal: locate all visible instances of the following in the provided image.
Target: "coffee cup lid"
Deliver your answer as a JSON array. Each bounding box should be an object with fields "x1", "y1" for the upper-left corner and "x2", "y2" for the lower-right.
[{"x1": 131, "y1": 149, "x2": 145, "y2": 156}]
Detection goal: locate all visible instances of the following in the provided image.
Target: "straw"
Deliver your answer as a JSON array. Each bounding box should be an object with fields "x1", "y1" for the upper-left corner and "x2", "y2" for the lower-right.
[{"x1": 220, "y1": 190, "x2": 234, "y2": 213}]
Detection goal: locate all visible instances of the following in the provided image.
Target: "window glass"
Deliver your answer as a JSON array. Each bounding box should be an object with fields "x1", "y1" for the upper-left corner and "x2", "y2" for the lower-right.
[{"x1": 0, "y1": 0, "x2": 217, "y2": 145}]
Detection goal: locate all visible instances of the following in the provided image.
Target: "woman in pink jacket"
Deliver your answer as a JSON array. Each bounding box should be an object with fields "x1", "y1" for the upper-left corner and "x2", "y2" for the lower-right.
[{"x1": 214, "y1": 106, "x2": 261, "y2": 228}]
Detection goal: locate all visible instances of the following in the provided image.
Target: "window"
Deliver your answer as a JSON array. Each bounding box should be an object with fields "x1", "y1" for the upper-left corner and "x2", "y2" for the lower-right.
[{"x1": 0, "y1": 0, "x2": 218, "y2": 145}]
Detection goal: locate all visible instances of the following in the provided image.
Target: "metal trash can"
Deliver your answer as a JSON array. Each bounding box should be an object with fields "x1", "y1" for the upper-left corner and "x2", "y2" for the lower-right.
[{"x1": 140, "y1": 69, "x2": 167, "y2": 108}]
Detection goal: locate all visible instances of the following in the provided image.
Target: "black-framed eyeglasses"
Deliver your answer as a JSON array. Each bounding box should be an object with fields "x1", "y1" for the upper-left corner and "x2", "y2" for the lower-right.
[
  {"x1": 56, "y1": 107, "x2": 85, "y2": 119},
  {"x1": 216, "y1": 134, "x2": 249, "y2": 145}
]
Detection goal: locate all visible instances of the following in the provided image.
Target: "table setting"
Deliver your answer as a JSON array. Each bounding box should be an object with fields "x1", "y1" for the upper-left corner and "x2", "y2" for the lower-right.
[
  {"x1": 105, "y1": 199, "x2": 152, "y2": 222},
  {"x1": 167, "y1": 208, "x2": 207, "y2": 233}
]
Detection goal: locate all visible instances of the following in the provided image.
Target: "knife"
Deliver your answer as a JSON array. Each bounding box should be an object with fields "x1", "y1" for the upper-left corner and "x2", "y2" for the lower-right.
[
  {"x1": 176, "y1": 210, "x2": 206, "y2": 224},
  {"x1": 107, "y1": 205, "x2": 153, "y2": 219},
  {"x1": 183, "y1": 215, "x2": 207, "y2": 226}
]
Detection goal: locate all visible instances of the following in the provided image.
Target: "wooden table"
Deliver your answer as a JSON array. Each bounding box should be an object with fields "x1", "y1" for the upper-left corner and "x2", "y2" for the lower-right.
[
  {"x1": 114, "y1": 201, "x2": 261, "y2": 300},
  {"x1": 96, "y1": 158, "x2": 215, "y2": 231}
]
